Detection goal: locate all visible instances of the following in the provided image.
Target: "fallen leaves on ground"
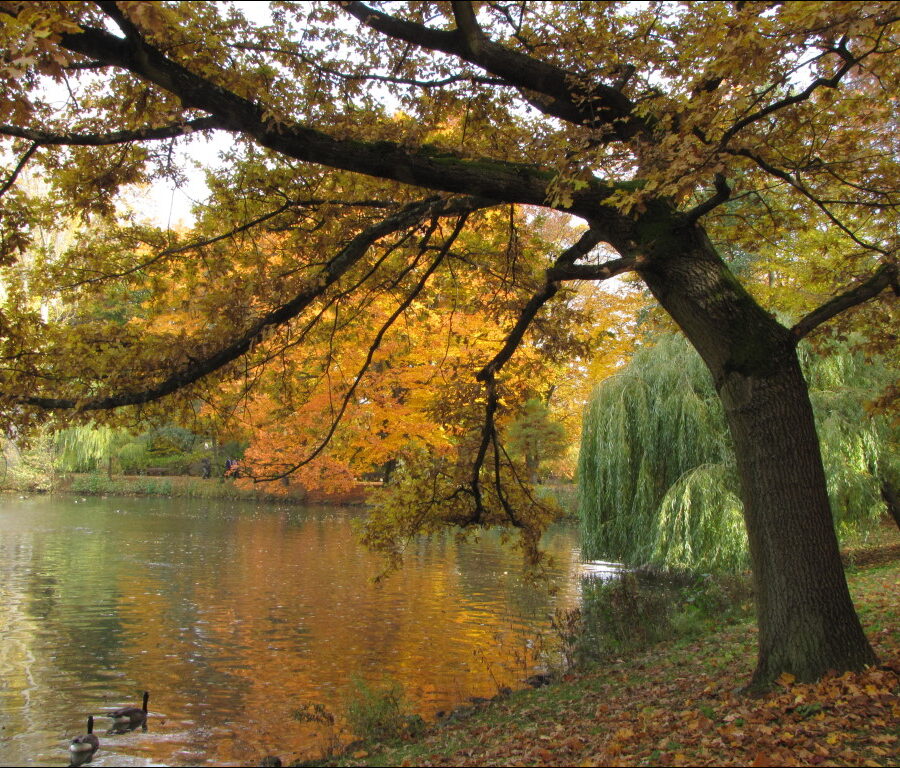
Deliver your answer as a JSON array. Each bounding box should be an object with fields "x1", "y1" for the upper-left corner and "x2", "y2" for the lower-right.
[{"x1": 338, "y1": 557, "x2": 899, "y2": 767}]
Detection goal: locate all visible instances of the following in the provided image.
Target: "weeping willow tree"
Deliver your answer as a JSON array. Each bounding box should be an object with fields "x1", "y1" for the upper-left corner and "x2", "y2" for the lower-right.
[
  {"x1": 803, "y1": 345, "x2": 900, "y2": 537},
  {"x1": 53, "y1": 423, "x2": 120, "y2": 473},
  {"x1": 579, "y1": 334, "x2": 897, "y2": 572},
  {"x1": 52, "y1": 423, "x2": 151, "y2": 477}
]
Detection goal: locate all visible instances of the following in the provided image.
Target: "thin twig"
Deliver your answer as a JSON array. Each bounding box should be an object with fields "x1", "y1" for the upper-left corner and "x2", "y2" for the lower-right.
[{"x1": 0, "y1": 142, "x2": 39, "y2": 198}]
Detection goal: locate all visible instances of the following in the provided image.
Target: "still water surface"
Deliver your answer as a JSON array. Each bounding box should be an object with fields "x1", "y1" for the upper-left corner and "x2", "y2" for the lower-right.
[{"x1": 0, "y1": 495, "x2": 584, "y2": 766}]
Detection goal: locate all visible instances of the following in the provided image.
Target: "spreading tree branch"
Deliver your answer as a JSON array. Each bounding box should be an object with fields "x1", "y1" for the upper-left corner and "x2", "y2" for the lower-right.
[
  {"x1": 255, "y1": 214, "x2": 470, "y2": 482},
  {"x1": 60, "y1": 197, "x2": 398, "y2": 289},
  {"x1": 718, "y1": 38, "x2": 860, "y2": 147},
  {"x1": 228, "y1": 42, "x2": 506, "y2": 88},
  {"x1": 477, "y1": 228, "x2": 608, "y2": 383},
  {"x1": 15, "y1": 196, "x2": 489, "y2": 411},
  {"x1": 342, "y1": 1, "x2": 644, "y2": 137},
  {"x1": 545, "y1": 257, "x2": 638, "y2": 282},
  {"x1": 685, "y1": 173, "x2": 731, "y2": 224},
  {"x1": 0, "y1": 117, "x2": 222, "y2": 146},
  {"x1": 461, "y1": 227, "x2": 618, "y2": 523},
  {"x1": 791, "y1": 262, "x2": 898, "y2": 341},
  {"x1": 38, "y1": 16, "x2": 625, "y2": 224},
  {"x1": 726, "y1": 147, "x2": 892, "y2": 256}
]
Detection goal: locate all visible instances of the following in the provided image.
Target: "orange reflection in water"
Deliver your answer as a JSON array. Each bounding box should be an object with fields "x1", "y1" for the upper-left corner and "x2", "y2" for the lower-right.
[{"x1": 0, "y1": 497, "x2": 580, "y2": 766}]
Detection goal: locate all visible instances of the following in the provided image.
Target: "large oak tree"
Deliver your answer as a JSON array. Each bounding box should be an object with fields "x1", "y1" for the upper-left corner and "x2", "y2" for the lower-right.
[{"x1": 0, "y1": 1, "x2": 897, "y2": 688}]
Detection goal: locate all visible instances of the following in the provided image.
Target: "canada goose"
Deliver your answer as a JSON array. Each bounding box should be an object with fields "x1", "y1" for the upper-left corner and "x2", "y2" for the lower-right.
[
  {"x1": 69, "y1": 715, "x2": 99, "y2": 764},
  {"x1": 110, "y1": 691, "x2": 149, "y2": 732}
]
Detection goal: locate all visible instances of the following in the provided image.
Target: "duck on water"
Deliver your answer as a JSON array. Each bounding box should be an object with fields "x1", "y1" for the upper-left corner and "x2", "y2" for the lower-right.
[
  {"x1": 109, "y1": 691, "x2": 149, "y2": 733},
  {"x1": 69, "y1": 715, "x2": 99, "y2": 766}
]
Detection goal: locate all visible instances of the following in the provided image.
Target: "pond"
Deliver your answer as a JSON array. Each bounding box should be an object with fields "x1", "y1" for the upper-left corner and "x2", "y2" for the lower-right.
[{"x1": 0, "y1": 495, "x2": 588, "y2": 766}]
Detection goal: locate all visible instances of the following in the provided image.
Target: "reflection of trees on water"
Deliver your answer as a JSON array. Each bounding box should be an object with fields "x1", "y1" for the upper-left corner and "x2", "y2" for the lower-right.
[
  {"x1": 19, "y1": 524, "x2": 129, "y2": 674},
  {"x1": 0, "y1": 496, "x2": 580, "y2": 766},
  {"x1": 451, "y1": 526, "x2": 579, "y2": 618}
]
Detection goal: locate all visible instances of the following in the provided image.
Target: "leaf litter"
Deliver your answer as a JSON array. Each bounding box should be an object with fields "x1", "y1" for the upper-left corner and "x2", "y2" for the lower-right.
[{"x1": 336, "y1": 554, "x2": 899, "y2": 767}]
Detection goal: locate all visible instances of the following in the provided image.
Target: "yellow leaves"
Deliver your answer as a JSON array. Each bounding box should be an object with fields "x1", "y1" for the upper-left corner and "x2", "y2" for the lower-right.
[
  {"x1": 545, "y1": 175, "x2": 575, "y2": 210},
  {"x1": 118, "y1": 2, "x2": 171, "y2": 37}
]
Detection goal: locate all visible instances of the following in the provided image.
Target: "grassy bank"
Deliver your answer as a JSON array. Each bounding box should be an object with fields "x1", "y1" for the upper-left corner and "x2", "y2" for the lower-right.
[
  {"x1": 44, "y1": 473, "x2": 371, "y2": 505},
  {"x1": 311, "y1": 535, "x2": 899, "y2": 768},
  {"x1": 11, "y1": 474, "x2": 572, "y2": 511}
]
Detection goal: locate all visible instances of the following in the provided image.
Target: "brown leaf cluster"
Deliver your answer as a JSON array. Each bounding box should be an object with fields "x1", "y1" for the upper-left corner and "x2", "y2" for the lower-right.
[{"x1": 419, "y1": 654, "x2": 898, "y2": 767}]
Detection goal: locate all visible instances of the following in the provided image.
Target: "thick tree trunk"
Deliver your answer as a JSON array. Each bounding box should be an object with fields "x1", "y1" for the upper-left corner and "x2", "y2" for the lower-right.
[
  {"x1": 627, "y1": 206, "x2": 877, "y2": 687},
  {"x1": 720, "y1": 353, "x2": 876, "y2": 686}
]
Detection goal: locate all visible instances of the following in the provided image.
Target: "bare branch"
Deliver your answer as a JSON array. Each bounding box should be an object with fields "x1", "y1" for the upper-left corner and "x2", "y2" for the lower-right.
[
  {"x1": 0, "y1": 116, "x2": 223, "y2": 146},
  {"x1": 791, "y1": 262, "x2": 898, "y2": 341},
  {"x1": 0, "y1": 141, "x2": 39, "y2": 198},
  {"x1": 685, "y1": 173, "x2": 731, "y2": 224}
]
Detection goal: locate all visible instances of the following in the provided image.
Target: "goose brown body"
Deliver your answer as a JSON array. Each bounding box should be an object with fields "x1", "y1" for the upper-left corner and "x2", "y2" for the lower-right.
[
  {"x1": 111, "y1": 691, "x2": 149, "y2": 731},
  {"x1": 69, "y1": 715, "x2": 99, "y2": 764}
]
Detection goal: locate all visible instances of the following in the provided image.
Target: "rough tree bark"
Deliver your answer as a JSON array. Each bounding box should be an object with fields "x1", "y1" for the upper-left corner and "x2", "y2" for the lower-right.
[{"x1": 724, "y1": 348, "x2": 877, "y2": 686}]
